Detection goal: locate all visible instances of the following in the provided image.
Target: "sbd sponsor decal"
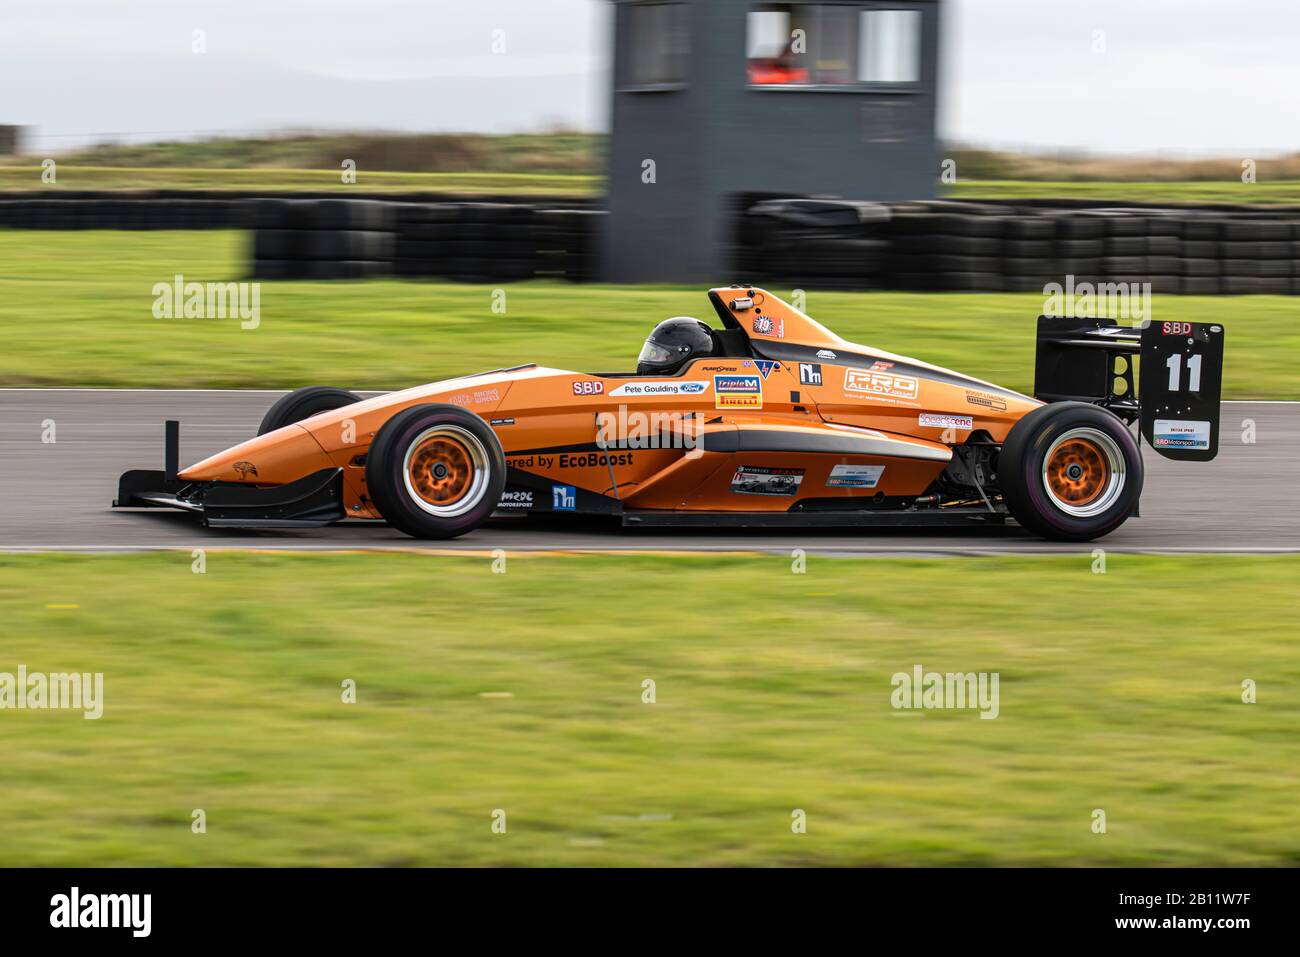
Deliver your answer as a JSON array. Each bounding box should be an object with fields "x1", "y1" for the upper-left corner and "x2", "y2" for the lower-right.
[
  {"x1": 1153, "y1": 418, "x2": 1210, "y2": 450},
  {"x1": 573, "y1": 380, "x2": 605, "y2": 396},
  {"x1": 826, "y1": 464, "x2": 885, "y2": 488},
  {"x1": 714, "y1": 374, "x2": 763, "y2": 410}
]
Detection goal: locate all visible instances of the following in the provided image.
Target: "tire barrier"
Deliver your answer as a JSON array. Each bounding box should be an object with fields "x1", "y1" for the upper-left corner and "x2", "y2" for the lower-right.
[
  {"x1": 736, "y1": 198, "x2": 1300, "y2": 295},
  {"x1": 0, "y1": 197, "x2": 246, "y2": 229},
  {"x1": 390, "y1": 203, "x2": 601, "y2": 283},
  {"x1": 733, "y1": 197, "x2": 890, "y2": 290},
  {"x1": 250, "y1": 198, "x2": 398, "y2": 280},
  {"x1": 3, "y1": 192, "x2": 1298, "y2": 293}
]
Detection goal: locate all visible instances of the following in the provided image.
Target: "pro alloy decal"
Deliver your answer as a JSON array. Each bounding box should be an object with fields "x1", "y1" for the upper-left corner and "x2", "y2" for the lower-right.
[
  {"x1": 844, "y1": 368, "x2": 920, "y2": 401},
  {"x1": 607, "y1": 380, "x2": 709, "y2": 397},
  {"x1": 714, "y1": 374, "x2": 763, "y2": 410}
]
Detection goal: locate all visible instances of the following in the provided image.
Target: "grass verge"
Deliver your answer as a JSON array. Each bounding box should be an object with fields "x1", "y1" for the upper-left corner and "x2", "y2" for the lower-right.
[
  {"x1": 0, "y1": 167, "x2": 597, "y2": 196},
  {"x1": 5, "y1": 166, "x2": 1300, "y2": 205},
  {"x1": 0, "y1": 551, "x2": 1296, "y2": 866},
  {"x1": 0, "y1": 230, "x2": 1296, "y2": 396}
]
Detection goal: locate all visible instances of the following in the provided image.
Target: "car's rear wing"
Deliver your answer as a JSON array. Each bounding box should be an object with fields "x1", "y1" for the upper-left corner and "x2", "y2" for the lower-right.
[{"x1": 1034, "y1": 316, "x2": 1225, "y2": 461}]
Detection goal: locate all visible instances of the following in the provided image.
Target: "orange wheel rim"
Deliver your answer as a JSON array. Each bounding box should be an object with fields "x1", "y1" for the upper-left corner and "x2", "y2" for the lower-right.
[
  {"x1": 1045, "y1": 438, "x2": 1109, "y2": 507},
  {"x1": 406, "y1": 435, "x2": 474, "y2": 506}
]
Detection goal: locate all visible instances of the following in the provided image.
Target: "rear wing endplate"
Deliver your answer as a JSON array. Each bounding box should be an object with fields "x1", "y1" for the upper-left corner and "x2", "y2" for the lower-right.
[{"x1": 1034, "y1": 317, "x2": 1225, "y2": 461}]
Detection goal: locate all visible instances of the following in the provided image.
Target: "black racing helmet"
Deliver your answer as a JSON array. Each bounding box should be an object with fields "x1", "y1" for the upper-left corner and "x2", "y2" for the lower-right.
[{"x1": 636, "y1": 317, "x2": 715, "y2": 376}]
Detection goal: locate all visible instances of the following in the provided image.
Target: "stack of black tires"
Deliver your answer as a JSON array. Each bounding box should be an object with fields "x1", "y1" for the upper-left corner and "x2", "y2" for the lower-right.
[
  {"x1": 886, "y1": 208, "x2": 1006, "y2": 291},
  {"x1": 1217, "y1": 218, "x2": 1295, "y2": 295},
  {"x1": 737, "y1": 198, "x2": 889, "y2": 290},
  {"x1": 0, "y1": 196, "x2": 242, "y2": 229},
  {"x1": 394, "y1": 202, "x2": 541, "y2": 282},
  {"x1": 536, "y1": 208, "x2": 602, "y2": 282},
  {"x1": 251, "y1": 198, "x2": 396, "y2": 280}
]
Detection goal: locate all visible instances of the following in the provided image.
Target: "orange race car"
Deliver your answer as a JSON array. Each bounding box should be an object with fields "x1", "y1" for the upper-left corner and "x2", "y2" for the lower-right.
[{"x1": 114, "y1": 286, "x2": 1224, "y2": 541}]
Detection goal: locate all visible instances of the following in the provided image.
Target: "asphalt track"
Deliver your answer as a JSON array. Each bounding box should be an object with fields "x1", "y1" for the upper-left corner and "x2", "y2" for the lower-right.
[{"x1": 1, "y1": 390, "x2": 1296, "y2": 555}]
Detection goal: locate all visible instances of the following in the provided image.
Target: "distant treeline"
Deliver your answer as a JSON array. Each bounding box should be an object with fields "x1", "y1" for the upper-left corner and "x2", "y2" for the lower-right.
[{"x1": 7, "y1": 131, "x2": 1299, "y2": 182}]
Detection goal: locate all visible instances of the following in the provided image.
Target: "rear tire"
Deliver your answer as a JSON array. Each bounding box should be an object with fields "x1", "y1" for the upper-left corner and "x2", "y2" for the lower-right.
[
  {"x1": 1000, "y1": 401, "x2": 1143, "y2": 541},
  {"x1": 258, "y1": 386, "x2": 362, "y2": 436},
  {"x1": 366, "y1": 404, "x2": 506, "y2": 539}
]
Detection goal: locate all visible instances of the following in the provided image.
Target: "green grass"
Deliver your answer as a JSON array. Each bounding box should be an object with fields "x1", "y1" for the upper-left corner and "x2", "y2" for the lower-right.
[
  {"x1": 0, "y1": 552, "x2": 1296, "y2": 866},
  {"x1": 1, "y1": 230, "x2": 1296, "y2": 397},
  {"x1": 0, "y1": 132, "x2": 604, "y2": 176},
  {"x1": 6, "y1": 165, "x2": 1300, "y2": 204},
  {"x1": 0, "y1": 166, "x2": 598, "y2": 195},
  {"x1": 951, "y1": 179, "x2": 1300, "y2": 205}
]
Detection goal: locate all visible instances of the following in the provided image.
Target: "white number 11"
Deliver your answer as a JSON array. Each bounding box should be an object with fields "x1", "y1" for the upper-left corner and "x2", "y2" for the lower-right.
[{"x1": 1166, "y1": 353, "x2": 1202, "y2": 392}]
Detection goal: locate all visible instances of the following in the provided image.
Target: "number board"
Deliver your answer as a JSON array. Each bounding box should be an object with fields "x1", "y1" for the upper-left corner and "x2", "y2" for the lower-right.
[{"x1": 1139, "y1": 320, "x2": 1225, "y2": 462}]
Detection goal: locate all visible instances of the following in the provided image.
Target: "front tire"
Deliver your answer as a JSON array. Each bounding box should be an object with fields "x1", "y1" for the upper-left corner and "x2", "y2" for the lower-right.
[
  {"x1": 258, "y1": 386, "x2": 362, "y2": 436},
  {"x1": 366, "y1": 404, "x2": 506, "y2": 539},
  {"x1": 1000, "y1": 401, "x2": 1143, "y2": 541}
]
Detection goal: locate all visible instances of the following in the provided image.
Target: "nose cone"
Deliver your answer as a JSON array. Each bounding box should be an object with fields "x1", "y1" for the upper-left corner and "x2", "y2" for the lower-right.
[{"x1": 178, "y1": 425, "x2": 333, "y2": 485}]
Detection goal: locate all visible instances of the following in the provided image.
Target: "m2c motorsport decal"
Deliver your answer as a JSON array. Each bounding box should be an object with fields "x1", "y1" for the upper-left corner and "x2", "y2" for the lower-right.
[
  {"x1": 714, "y1": 374, "x2": 763, "y2": 410},
  {"x1": 498, "y1": 489, "x2": 534, "y2": 510}
]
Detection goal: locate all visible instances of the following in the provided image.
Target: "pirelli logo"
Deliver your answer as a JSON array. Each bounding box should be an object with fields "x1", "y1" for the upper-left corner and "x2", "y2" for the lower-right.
[
  {"x1": 714, "y1": 374, "x2": 763, "y2": 410},
  {"x1": 844, "y1": 368, "x2": 919, "y2": 400}
]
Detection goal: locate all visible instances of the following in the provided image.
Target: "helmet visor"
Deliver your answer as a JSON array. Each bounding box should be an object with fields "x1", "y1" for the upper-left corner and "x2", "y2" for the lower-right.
[{"x1": 637, "y1": 339, "x2": 674, "y2": 367}]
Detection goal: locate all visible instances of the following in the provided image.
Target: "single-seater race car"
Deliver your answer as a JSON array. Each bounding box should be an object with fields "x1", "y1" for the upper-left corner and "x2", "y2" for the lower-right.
[{"x1": 114, "y1": 286, "x2": 1224, "y2": 541}]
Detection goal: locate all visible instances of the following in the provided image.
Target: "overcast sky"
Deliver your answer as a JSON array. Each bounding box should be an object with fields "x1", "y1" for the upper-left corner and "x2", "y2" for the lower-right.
[{"x1": 2, "y1": 0, "x2": 1296, "y2": 156}]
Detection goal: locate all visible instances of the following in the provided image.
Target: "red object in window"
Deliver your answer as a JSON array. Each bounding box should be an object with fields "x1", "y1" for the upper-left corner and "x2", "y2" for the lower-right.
[{"x1": 748, "y1": 59, "x2": 810, "y2": 85}]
